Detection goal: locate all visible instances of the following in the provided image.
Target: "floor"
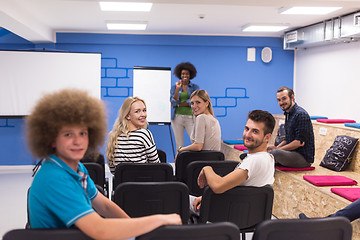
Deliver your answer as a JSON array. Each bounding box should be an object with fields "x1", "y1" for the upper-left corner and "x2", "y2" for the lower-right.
[{"x1": 0, "y1": 165, "x2": 256, "y2": 239}]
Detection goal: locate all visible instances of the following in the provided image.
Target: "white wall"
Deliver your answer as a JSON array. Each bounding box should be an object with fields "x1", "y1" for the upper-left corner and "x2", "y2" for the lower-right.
[{"x1": 294, "y1": 41, "x2": 360, "y2": 121}]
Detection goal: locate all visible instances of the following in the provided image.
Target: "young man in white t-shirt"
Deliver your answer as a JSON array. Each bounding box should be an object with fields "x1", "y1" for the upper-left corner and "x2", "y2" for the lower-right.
[{"x1": 192, "y1": 110, "x2": 276, "y2": 212}]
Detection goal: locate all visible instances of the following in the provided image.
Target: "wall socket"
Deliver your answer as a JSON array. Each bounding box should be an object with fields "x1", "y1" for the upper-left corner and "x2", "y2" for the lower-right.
[{"x1": 319, "y1": 127, "x2": 327, "y2": 136}]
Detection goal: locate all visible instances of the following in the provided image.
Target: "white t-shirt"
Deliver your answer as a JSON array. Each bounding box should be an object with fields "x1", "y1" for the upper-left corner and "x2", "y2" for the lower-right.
[{"x1": 236, "y1": 152, "x2": 274, "y2": 187}]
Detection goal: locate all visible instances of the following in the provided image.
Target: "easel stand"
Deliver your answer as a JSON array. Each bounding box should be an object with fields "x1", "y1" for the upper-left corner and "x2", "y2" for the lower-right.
[{"x1": 149, "y1": 122, "x2": 176, "y2": 158}]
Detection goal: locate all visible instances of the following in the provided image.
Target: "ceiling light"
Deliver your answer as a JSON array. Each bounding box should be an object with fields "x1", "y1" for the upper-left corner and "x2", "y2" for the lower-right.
[
  {"x1": 99, "y1": 2, "x2": 153, "y2": 12},
  {"x1": 279, "y1": 7, "x2": 342, "y2": 15},
  {"x1": 242, "y1": 24, "x2": 289, "y2": 32},
  {"x1": 107, "y1": 23, "x2": 147, "y2": 30}
]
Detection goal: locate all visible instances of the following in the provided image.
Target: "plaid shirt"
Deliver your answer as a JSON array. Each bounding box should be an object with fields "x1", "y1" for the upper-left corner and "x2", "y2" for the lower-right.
[{"x1": 284, "y1": 103, "x2": 315, "y2": 163}]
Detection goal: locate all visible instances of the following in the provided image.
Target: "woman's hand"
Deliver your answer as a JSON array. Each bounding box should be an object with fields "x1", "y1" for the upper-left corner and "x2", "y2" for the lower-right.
[{"x1": 175, "y1": 80, "x2": 182, "y2": 89}]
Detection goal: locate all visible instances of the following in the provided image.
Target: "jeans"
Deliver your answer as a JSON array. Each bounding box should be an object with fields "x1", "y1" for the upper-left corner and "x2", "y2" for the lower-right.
[
  {"x1": 329, "y1": 198, "x2": 360, "y2": 222},
  {"x1": 171, "y1": 114, "x2": 194, "y2": 149}
]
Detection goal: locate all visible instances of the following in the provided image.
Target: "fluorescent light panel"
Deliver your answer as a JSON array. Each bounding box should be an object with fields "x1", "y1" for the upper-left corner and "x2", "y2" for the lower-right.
[
  {"x1": 242, "y1": 25, "x2": 288, "y2": 32},
  {"x1": 280, "y1": 7, "x2": 342, "y2": 15},
  {"x1": 99, "y1": 2, "x2": 153, "y2": 12},
  {"x1": 107, "y1": 23, "x2": 147, "y2": 30}
]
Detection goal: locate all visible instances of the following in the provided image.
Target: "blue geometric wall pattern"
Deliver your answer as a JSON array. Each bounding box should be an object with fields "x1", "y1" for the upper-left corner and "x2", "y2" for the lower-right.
[
  {"x1": 101, "y1": 58, "x2": 132, "y2": 98},
  {"x1": 212, "y1": 88, "x2": 249, "y2": 117},
  {"x1": 0, "y1": 119, "x2": 15, "y2": 128}
]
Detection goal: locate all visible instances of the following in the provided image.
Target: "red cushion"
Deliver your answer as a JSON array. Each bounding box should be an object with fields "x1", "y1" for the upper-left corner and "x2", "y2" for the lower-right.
[
  {"x1": 303, "y1": 175, "x2": 358, "y2": 186},
  {"x1": 234, "y1": 145, "x2": 247, "y2": 151},
  {"x1": 276, "y1": 166, "x2": 315, "y2": 171},
  {"x1": 316, "y1": 119, "x2": 356, "y2": 124},
  {"x1": 331, "y1": 188, "x2": 360, "y2": 202}
]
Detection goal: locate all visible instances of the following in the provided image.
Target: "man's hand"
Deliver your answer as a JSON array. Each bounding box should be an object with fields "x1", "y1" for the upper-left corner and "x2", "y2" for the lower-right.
[
  {"x1": 161, "y1": 213, "x2": 182, "y2": 225},
  {"x1": 193, "y1": 196, "x2": 202, "y2": 211},
  {"x1": 197, "y1": 168, "x2": 208, "y2": 189},
  {"x1": 267, "y1": 145, "x2": 277, "y2": 151}
]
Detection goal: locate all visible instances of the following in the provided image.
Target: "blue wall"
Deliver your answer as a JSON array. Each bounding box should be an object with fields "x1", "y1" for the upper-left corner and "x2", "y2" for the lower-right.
[{"x1": 0, "y1": 32, "x2": 294, "y2": 165}]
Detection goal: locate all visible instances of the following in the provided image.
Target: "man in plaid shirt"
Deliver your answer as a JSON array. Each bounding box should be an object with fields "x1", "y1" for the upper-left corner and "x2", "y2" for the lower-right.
[{"x1": 267, "y1": 86, "x2": 314, "y2": 168}]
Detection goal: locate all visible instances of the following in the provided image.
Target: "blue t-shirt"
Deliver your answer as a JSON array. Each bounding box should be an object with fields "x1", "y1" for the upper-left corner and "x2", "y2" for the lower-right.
[{"x1": 29, "y1": 154, "x2": 98, "y2": 228}]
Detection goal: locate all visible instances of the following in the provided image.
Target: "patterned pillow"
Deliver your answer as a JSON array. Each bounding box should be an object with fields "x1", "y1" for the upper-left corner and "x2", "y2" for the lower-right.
[{"x1": 320, "y1": 135, "x2": 358, "y2": 171}]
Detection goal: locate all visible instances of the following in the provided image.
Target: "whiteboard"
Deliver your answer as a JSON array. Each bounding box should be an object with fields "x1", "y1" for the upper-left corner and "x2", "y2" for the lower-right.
[
  {"x1": 133, "y1": 67, "x2": 171, "y2": 123},
  {"x1": 0, "y1": 50, "x2": 101, "y2": 117}
]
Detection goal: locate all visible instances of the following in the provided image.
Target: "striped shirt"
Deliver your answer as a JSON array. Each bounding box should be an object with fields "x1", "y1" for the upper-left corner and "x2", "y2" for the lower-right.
[{"x1": 109, "y1": 128, "x2": 160, "y2": 173}]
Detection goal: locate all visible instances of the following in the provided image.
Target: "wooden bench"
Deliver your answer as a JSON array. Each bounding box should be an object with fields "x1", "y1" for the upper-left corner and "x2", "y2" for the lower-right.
[{"x1": 222, "y1": 114, "x2": 360, "y2": 239}]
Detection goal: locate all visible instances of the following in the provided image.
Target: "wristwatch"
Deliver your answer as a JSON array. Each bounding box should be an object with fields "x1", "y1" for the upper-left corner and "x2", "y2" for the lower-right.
[{"x1": 177, "y1": 146, "x2": 182, "y2": 152}]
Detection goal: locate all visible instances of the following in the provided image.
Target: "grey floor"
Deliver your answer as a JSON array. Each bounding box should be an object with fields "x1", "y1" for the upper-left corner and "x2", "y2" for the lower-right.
[{"x1": 0, "y1": 165, "x2": 256, "y2": 239}]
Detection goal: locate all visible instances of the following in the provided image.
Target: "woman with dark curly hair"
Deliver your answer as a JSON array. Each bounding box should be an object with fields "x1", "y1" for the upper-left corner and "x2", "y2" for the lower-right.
[
  {"x1": 170, "y1": 62, "x2": 200, "y2": 150},
  {"x1": 27, "y1": 89, "x2": 181, "y2": 239}
]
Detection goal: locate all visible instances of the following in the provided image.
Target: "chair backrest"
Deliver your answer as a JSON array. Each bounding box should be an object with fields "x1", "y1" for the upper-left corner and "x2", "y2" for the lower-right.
[
  {"x1": 113, "y1": 163, "x2": 174, "y2": 189},
  {"x1": 199, "y1": 185, "x2": 274, "y2": 230},
  {"x1": 83, "y1": 162, "x2": 105, "y2": 187},
  {"x1": 3, "y1": 228, "x2": 93, "y2": 240},
  {"x1": 175, "y1": 150, "x2": 225, "y2": 182},
  {"x1": 113, "y1": 182, "x2": 189, "y2": 224},
  {"x1": 157, "y1": 149, "x2": 167, "y2": 163},
  {"x1": 136, "y1": 222, "x2": 240, "y2": 240},
  {"x1": 81, "y1": 152, "x2": 105, "y2": 170},
  {"x1": 252, "y1": 217, "x2": 352, "y2": 240},
  {"x1": 185, "y1": 160, "x2": 239, "y2": 196}
]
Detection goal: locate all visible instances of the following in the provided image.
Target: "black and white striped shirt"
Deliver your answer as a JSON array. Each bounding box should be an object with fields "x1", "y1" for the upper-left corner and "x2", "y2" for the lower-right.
[{"x1": 110, "y1": 128, "x2": 160, "y2": 173}]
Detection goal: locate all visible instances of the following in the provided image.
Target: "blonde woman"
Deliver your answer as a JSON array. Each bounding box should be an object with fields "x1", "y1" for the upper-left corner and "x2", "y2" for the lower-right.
[
  {"x1": 177, "y1": 90, "x2": 221, "y2": 154},
  {"x1": 106, "y1": 97, "x2": 160, "y2": 174}
]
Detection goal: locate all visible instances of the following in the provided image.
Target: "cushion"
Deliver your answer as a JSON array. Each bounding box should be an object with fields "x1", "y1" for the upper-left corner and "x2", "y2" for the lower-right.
[
  {"x1": 316, "y1": 119, "x2": 356, "y2": 124},
  {"x1": 223, "y1": 139, "x2": 244, "y2": 145},
  {"x1": 276, "y1": 166, "x2": 315, "y2": 171},
  {"x1": 303, "y1": 175, "x2": 358, "y2": 186},
  {"x1": 234, "y1": 145, "x2": 247, "y2": 151},
  {"x1": 344, "y1": 123, "x2": 360, "y2": 129},
  {"x1": 331, "y1": 188, "x2": 360, "y2": 202},
  {"x1": 310, "y1": 116, "x2": 328, "y2": 120},
  {"x1": 320, "y1": 135, "x2": 359, "y2": 171}
]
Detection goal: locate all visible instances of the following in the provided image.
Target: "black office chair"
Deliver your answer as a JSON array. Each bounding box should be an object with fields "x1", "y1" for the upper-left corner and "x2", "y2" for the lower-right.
[
  {"x1": 157, "y1": 149, "x2": 167, "y2": 163},
  {"x1": 113, "y1": 182, "x2": 190, "y2": 224},
  {"x1": 136, "y1": 222, "x2": 240, "y2": 240},
  {"x1": 175, "y1": 150, "x2": 225, "y2": 182},
  {"x1": 113, "y1": 162, "x2": 174, "y2": 189},
  {"x1": 185, "y1": 160, "x2": 239, "y2": 196},
  {"x1": 81, "y1": 152, "x2": 105, "y2": 170},
  {"x1": 83, "y1": 162, "x2": 106, "y2": 196},
  {"x1": 81, "y1": 152, "x2": 108, "y2": 195},
  {"x1": 3, "y1": 228, "x2": 93, "y2": 240},
  {"x1": 252, "y1": 217, "x2": 352, "y2": 240},
  {"x1": 196, "y1": 185, "x2": 274, "y2": 240}
]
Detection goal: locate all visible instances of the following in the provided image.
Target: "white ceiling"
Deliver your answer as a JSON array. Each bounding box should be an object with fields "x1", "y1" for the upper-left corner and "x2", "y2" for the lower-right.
[{"x1": 0, "y1": 0, "x2": 360, "y2": 43}]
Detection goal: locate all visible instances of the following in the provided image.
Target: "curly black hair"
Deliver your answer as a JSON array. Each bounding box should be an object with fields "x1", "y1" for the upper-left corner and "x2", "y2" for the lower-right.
[{"x1": 173, "y1": 62, "x2": 197, "y2": 79}]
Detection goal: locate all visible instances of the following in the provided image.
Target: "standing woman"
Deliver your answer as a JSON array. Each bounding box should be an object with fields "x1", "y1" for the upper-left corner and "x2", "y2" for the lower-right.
[
  {"x1": 170, "y1": 62, "x2": 200, "y2": 150},
  {"x1": 177, "y1": 90, "x2": 221, "y2": 154},
  {"x1": 106, "y1": 97, "x2": 160, "y2": 174}
]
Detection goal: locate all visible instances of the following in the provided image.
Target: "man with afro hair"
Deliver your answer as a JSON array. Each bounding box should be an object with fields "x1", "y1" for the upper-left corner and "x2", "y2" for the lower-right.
[{"x1": 27, "y1": 89, "x2": 181, "y2": 240}]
